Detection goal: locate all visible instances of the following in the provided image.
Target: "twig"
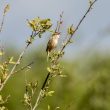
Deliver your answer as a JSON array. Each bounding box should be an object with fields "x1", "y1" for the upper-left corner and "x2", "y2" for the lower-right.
[
  {"x1": 41, "y1": 72, "x2": 50, "y2": 90},
  {"x1": 32, "y1": 0, "x2": 98, "y2": 110},
  {"x1": 55, "y1": 11, "x2": 63, "y2": 33},
  {"x1": 32, "y1": 12, "x2": 64, "y2": 110},
  {"x1": 14, "y1": 61, "x2": 34, "y2": 74},
  {"x1": 0, "y1": 31, "x2": 39, "y2": 92},
  {"x1": 32, "y1": 11, "x2": 64, "y2": 110},
  {"x1": 32, "y1": 73, "x2": 50, "y2": 110},
  {"x1": 60, "y1": 0, "x2": 98, "y2": 55},
  {"x1": 0, "y1": 14, "x2": 5, "y2": 32},
  {"x1": 32, "y1": 90, "x2": 42, "y2": 110},
  {"x1": 0, "y1": 46, "x2": 27, "y2": 91},
  {"x1": 0, "y1": 4, "x2": 10, "y2": 32}
]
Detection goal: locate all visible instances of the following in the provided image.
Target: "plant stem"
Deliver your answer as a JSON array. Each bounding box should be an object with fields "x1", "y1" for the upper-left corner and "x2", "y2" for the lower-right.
[
  {"x1": 0, "y1": 14, "x2": 5, "y2": 32},
  {"x1": 32, "y1": 1, "x2": 98, "y2": 110},
  {"x1": 32, "y1": 73, "x2": 50, "y2": 110},
  {"x1": 32, "y1": 90, "x2": 42, "y2": 110},
  {"x1": 0, "y1": 31, "x2": 39, "y2": 92},
  {"x1": 14, "y1": 61, "x2": 34, "y2": 74},
  {"x1": 0, "y1": 45, "x2": 28, "y2": 91}
]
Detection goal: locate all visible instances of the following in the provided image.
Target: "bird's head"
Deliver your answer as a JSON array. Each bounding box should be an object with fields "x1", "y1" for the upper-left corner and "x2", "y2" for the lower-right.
[{"x1": 53, "y1": 32, "x2": 60, "y2": 39}]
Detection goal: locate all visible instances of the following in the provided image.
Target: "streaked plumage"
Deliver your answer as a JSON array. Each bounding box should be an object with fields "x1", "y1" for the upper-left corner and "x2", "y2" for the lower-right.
[{"x1": 46, "y1": 32, "x2": 60, "y2": 56}]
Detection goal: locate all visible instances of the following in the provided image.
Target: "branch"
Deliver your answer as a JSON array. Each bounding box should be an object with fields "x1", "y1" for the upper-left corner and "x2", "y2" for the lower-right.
[
  {"x1": 32, "y1": 12, "x2": 64, "y2": 110},
  {"x1": 0, "y1": 46, "x2": 27, "y2": 91},
  {"x1": 55, "y1": 11, "x2": 63, "y2": 33},
  {"x1": 0, "y1": 31, "x2": 39, "y2": 92},
  {"x1": 0, "y1": 14, "x2": 5, "y2": 32},
  {"x1": 32, "y1": 0, "x2": 98, "y2": 110},
  {"x1": 60, "y1": 0, "x2": 98, "y2": 55},
  {"x1": 0, "y1": 4, "x2": 10, "y2": 32},
  {"x1": 14, "y1": 61, "x2": 34, "y2": 74}
]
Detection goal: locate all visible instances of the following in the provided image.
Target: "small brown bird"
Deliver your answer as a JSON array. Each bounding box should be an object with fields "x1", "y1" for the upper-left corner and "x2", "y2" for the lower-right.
[{"x1": 46, "y1": 32, "x2": 60, "y2": 56}]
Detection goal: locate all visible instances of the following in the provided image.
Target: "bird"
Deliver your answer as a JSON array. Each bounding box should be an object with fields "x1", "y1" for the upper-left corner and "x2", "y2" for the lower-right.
[{"x1": 46, "y1": 32, "x2": 60, "y2": 57}]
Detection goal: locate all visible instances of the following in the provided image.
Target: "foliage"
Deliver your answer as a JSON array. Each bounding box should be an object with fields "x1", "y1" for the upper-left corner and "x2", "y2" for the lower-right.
[{"x1": 0, "y1": 0, "x2": 99, "y2": 110}]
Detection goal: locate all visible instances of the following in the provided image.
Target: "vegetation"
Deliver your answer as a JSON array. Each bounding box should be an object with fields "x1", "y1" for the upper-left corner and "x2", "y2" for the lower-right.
[{"x1": 2, "y1": 1, "x2": 110, "y2": 110}]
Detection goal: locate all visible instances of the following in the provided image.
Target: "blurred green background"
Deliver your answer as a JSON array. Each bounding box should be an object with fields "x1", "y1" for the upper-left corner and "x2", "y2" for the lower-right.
[
  {"x1": 1, "y1": 0, "x2": 110, "y2": 110},
  {"x1": 1, "y1": 48, "x2": 110, "y2": 110}
]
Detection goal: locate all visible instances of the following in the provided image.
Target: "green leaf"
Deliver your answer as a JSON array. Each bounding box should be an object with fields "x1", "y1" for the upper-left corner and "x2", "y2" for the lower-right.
[
  {"x1": 9, "y1": 57, "x2": 16, "y2": 64},
  {"x1": 55, "y1": 107, "x2": 60, "y2": 110},
  {"x1": 67, "y1": 25, "x2": 75, "y2": 35},
  {"x1": 89, "y1": 0, "x2": 93, "y2": 5},
  {"x1": 0, "y1": 95, "x2": 3, "y2": 102},
  {"x1": 48, "y1": 105, "x2": 50, "y2": 110},
  {"x1": 0, "y1": 65, "x2": 4, "y2": 69},
  {"x1": 0, "y1": 106, "x2": 6, "y2": 110},
  {"x1": 27, "y1": 19, "x2": 37, "y2": 31},
  {"x1": 0, "y1": 51, "x2": 4, "y2": 56},
  {"x1": 59, "y1": 74, "x2": 67, "y2": 77},
  {"x1": 46, "y1": 91, "x2": 55, "y2": 96},
  {"x1": 69, "y1": 39, "x2": 74, "y2": 44},
  {"x1": 4, "y1": 4, "x2": 10, "y2": 14},
  {"x1": 47, "y1": 67, "x2": 52, "y2": 73}
]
